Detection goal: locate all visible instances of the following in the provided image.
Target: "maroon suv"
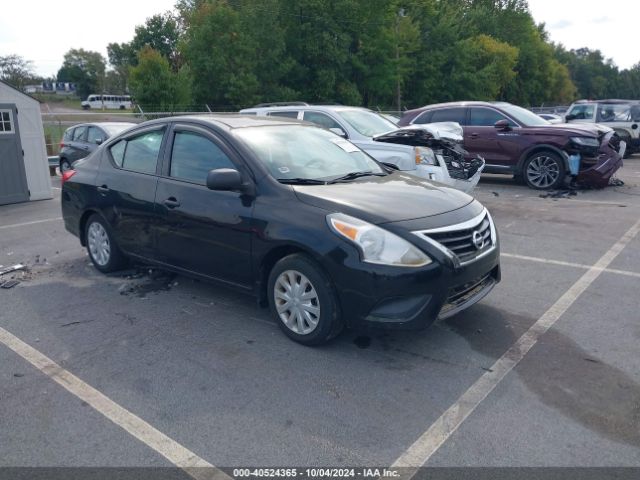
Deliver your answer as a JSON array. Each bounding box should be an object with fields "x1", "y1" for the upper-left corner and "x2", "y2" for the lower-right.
[{"x1": 398, "y1": 101, "x2": 624, "y2": 189}]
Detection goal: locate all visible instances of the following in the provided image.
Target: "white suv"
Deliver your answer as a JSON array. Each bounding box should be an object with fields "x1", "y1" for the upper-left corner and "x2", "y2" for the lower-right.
[
  {"x1": 565, "y1": 100, "x2": 640, "y2": 157},
  {"x1": 239, "y1": 103, "x2": 484, "y2": 193}
]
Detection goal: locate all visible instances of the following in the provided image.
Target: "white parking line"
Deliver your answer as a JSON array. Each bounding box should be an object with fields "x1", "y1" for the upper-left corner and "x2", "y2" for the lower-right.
[
  {"x1": 501, "y1": 252, "x2": 640, "y2": 279},
  {"x1": 390, "y1": 218, "x2": 640, "y2": 476},
  {"x1": 0, "y1": 326, "x2": 230, "y2": 480},
  {"x1": 0, "y1": 217, "x2": 62, "y2": 230}
]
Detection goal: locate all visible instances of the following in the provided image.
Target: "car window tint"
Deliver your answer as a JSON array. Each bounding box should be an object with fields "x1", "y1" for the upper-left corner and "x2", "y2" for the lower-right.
[
  {"x1": 109, "y1": 140, "x2": 126, "y2": 167},
  {"x1": 431, "y1": 108, "x2": 466, "y2": 124},
  {"x1": 73, "y1": 126, "x2": 87, "y2": 141},
  {"x1": 120, "y1": 130, "x2": 164, "y2": 174},
  {"x1": 268, "y1": 111, "x2": 299, "y2": 119},
  {"x1": 413, "y1": 111, "x2": 433, "y2": 124},
  {"x1": 303, "y1": 111, "x2": 342, "y2": 130},
  {"x1": 87, "y1": 127, "x2": 103, "y2": 144},
  {"x1": 469, "y1": 108, "x2": 516, "y2": 126},
  {"x1": 170, "y1": 131, "x2": 235, "y2": 183}
]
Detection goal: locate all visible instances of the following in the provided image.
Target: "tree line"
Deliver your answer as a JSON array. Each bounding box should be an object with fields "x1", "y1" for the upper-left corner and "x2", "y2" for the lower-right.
[{"x1": 3, "y1": 0, "x2": 639, "y2": 111}]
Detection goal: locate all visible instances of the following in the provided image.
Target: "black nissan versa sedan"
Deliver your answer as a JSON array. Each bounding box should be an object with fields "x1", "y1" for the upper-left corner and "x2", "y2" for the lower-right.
[{"x1": 61, "y1": 115, "x2": 500, "y2": 345}]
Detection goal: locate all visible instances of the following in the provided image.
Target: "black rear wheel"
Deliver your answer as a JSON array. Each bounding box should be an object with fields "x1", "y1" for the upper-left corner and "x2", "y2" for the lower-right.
[{"x1": 59, "y1": 158, "x2": 72, "y2": 173}]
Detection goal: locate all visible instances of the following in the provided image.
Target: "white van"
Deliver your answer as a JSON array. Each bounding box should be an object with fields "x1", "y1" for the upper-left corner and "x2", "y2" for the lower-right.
[{"x1": 81, "y1": 94, "x2": 133, "y2": 110}]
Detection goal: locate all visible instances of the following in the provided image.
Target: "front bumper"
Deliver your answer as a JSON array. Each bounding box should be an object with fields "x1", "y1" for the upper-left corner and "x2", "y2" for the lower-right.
[
  {"x1": 574, "y1": 133, "x2": 623, "y2": 188},
  {"x1": 326, "y1": 209, "x2": 500, "y2": 330}
]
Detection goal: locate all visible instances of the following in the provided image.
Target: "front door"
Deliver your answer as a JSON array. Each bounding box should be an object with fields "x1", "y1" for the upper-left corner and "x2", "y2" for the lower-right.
[
  {"x1": 154, "y1": 124, "x2": 254, "y2": 288},
  {"x1": 465, "y1": 107, "x2": 521, "y2": 167},
  {"x1": 0, "y1": 104, "x2": 29, "y2": 205}
]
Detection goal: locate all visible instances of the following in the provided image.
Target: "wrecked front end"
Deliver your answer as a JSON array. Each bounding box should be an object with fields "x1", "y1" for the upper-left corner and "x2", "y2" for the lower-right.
[
  {"x1": 373, "y1": 123, "x2": 485, "y2": 194},
  {"x1": 565, "y1": 128, "x2": 624, "y2": 188}
]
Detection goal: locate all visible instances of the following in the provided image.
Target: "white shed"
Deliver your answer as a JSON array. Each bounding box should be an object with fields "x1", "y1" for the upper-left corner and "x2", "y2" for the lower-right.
[{"x1": 0, "y1": 80, "x2": 52, "y2": 205}]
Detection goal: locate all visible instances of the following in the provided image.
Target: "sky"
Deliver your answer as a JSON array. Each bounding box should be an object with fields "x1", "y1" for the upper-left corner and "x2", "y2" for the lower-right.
[{"x1": 0, "y1": 0, "x2": 639, "y2": 78}]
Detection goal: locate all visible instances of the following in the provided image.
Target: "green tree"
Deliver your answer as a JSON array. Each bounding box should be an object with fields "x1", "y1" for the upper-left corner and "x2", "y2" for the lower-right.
[
  {"x1": 131, "y1": 12, "x2": 182, "y2": 69},
  {"x1": 129, "y1": 46, "x2": 191, "y2": 111},
  {"x1": 0, "y1": 54, "x2": 36, "y2": 89},
  {"x1": 57, "y1": 49, "x2": 106, "y2": 99},
  {"x1": 107, "y1": 42, "x2": 136, "y2": 92}
]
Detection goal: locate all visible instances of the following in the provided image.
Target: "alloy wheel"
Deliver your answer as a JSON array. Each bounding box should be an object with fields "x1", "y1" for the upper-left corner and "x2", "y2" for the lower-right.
[
  {"x1": 87, "y1": 222, "x2": 111, "y2": 266},
  {"x1": 526, "y1": 155, "x2": 560, "y2": 189}
]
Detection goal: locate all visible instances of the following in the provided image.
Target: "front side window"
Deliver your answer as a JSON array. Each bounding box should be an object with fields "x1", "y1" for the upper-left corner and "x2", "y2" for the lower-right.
[
  {"x1": 108, "y1": 129, "x2": 164, "y2": 174},
  {"x1": 170, "y1": 131, "x2": 235, "y2": 183},
  {"x1": 234, "y1": 125, "x2": 384, "y2": 182},
  {"x1": 568, "y1": 104, "x2": 595, "y2": 120},
  {"x1": 469, "y1": 108, "x2": 516, "y2": 127},
  {"x1": 430, "y1": 108, "x2": 466, "y2": 124},
  {"x1": 303, "y1": 111, "x2": 342, "y2": 130},
  {"x1": 268, "y1": 111, "x2": 299, "y2": 119},
  {"x1": 87, "y1": 127, "x2": 104, "y2": 144}
]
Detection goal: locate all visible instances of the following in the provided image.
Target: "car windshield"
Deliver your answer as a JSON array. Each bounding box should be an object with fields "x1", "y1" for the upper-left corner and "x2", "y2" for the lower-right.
[
  {"x1": 234, "y1": 125, "x2": 385, "y2": 182},
  {"x1": 335, "y1": 109, "x2": 397, "y2": 137},
  {"x1": 499, "y1": 104, "x2": 550, "y2": 127}
]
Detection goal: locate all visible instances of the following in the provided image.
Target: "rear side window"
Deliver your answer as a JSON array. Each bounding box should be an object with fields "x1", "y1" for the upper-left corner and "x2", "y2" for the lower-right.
[
  {"x1": 469, "y1": 108, "x2": 516, "y2": 127},
  {"x1": 73, "y1": 126, "x2": 88, "y2": 141},
  {"x1": 303, "y1": 111, "x2": 342, "y2": 130},
  {"x1": 430, "y1": 108, "x2": 466, "y2": 124},
  {"x1": 268, "y1": 111, "x2": 299, "y2": 119},
  {"x1": 169, "y1": 131, "x2": 235, "y2": 183},
  {"x1": 108, "y1": 129, "x2": 164, "y2": 174},
  {"x1": 63, "y1": 128, "x2": 74, "y2": 141}
]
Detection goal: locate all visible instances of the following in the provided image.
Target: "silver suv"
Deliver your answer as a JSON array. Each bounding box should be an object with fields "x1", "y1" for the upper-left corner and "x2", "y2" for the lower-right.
[
  {"x1": 239, "y1": 103, "x2": 483, "y2": 192},
  {"x1": 565, "y1": 100, "x2": 640, "y2": 157}
]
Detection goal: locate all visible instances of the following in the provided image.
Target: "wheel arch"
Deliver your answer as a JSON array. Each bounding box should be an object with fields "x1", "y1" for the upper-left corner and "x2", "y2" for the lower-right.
[
  {"x1": 516, "y1": 144, "x2": 568, "y2": 175},
  {"x1": 78, "y1": 209, "x2": 108, "y2": 247}
]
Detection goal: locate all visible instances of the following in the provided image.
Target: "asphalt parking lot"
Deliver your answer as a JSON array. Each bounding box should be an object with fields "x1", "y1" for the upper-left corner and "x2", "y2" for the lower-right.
[{"x1": 1, "y1": 159, "x2": 639, "y2": 475}]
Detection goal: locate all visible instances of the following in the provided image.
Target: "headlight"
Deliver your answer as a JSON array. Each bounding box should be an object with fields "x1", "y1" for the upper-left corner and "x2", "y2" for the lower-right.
[
  {"x1": 327, "y1": 213, "x2": 432, "y2": 267},
  {"x1": 415, "y1": 146, "x2": 437, "y2": 165},
  {"x1": 570, "y1": 136, "x2": 599, "y2": 147}
]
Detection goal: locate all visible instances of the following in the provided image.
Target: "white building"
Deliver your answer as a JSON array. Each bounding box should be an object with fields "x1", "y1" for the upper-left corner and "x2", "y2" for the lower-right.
[{"x1": 0, "y1": 80, "x2": 52, "y2": 205}]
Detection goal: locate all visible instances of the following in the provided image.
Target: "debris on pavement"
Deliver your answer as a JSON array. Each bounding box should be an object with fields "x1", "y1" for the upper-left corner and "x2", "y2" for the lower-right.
[
  {"x1": 539, "y1": 190, "x2": 578, "y2": 199},
  {"x1": 0, "y1": 280, "x2": 20, "y2": 289},
  {"x1": 0, "y1": 264, "x2": 25, "y2": 276}
]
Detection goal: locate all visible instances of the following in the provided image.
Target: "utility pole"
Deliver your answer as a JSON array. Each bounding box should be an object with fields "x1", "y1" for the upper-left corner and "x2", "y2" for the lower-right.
[{"x1": 396, "y1": 8, "x2": 406, "y2": 115}]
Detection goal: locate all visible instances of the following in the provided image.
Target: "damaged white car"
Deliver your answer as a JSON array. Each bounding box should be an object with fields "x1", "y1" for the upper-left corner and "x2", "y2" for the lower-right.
[{"x1": 239, "y1": 104, "x2": 484, "y2": 193}]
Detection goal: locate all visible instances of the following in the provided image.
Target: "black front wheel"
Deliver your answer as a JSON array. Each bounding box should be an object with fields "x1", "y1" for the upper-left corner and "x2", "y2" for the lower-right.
[
  {"x1": 523, "y1": 151, "x2": 565, "y2": 190},
  {"x1": 268, "y1": 254, "x2": 343, "y2": 345}
]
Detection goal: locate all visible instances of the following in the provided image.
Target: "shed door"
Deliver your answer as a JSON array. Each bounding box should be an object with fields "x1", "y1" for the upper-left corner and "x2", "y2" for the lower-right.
[{"x1": 0, "y1": 104, "x2": 29, "y2": 205}]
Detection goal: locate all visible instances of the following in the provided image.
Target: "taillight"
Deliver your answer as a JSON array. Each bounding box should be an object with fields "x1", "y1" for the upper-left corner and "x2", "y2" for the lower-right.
[
  {"x1": 59, "y1": 141, "x2": 65, "y2": 150},
  {"x1": 61, "y1": 170, "x2": 76, "y2": 185}
]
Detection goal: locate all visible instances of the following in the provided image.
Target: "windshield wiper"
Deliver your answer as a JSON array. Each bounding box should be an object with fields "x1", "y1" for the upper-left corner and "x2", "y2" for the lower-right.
[
  {"x1": 327, "y1": 171, "x2": 386, "y2": 184},
  {"x1": 278, "y1": 178, "x2": 327, "y2": 185}
]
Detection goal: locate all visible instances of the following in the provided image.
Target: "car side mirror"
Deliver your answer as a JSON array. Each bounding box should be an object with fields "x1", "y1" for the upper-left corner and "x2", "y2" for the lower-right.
[
  {"x1": 494, "y1": 119, "x2": 511, "y2": 130},
  {"x1": 329, "y1": 127, "x2": 347, "y2": 138},
  {"x1": 565, "y1": 114, "x2": 576, "y2": 121},
  {"x1": 206, "y1": 168, "x2": 244, "y2": 192},
  {"x1": 95, "y1": 138, "x2": 103, "y2": 145}
]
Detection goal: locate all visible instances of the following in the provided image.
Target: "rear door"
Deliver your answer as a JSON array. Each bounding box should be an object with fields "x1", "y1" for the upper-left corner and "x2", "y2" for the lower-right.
[
  {"x1": 95, "y1": 126, "x2": 166, "y2": 258},
  {"x1": 0, "y1": 105, "x2": 29, "y2": 205},
  {"x1": 154, "y1": 124, "x2": 254, "y2": 287}
]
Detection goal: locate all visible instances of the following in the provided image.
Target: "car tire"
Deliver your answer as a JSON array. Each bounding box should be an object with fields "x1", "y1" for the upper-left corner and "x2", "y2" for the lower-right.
[
  {"x1": 523, "y1": 151, "x2": 565, "y2": 190},
  {"x1": 85, "y1": 214, "x2": 128, "y2": 273},
  {"x1": 268, "y1": 254, "x2": 343, "y2": 345},
  {"x1": 59, "y1": 157, "x2": 72, "y2": 173}
]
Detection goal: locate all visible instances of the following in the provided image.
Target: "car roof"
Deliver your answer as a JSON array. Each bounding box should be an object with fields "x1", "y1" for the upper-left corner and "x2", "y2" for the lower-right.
[
  {"x1": 239, "y1": 105, "x2": 373, "y2": 114},
  {"x1": 142, "y1": 114, "x2": 306, "y2": 130},
  {"x1": 574, "y1": 99, "x2": 640, "y2": 105},
  {"x1": 413, "y1": 101, "x2": 512, "y2": 110}
]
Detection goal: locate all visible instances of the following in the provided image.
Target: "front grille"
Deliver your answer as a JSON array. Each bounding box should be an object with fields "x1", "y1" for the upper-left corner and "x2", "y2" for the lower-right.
[
  {"x1": 421, "y1": 214, "x2": 492, "y2": 263},
  {"x1": 439, "y1": 272, "x2": 495, "y2": 318}
]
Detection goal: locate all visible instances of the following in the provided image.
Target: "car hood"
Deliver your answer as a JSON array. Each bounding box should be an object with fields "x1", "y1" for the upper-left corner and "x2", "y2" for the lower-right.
[
  {"x1": 291, "y1": 172, "x2": 473, "y2": 225},
  {"x1": 526, "y1": 123, "x2": 613, "y2": 137}
]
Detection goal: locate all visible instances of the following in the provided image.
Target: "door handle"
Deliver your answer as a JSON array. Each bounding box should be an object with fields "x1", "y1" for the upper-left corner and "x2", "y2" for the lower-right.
[
  {"x1": 470, "y1": 133, "x2": 479, "y2": 139},
  {"x1": 97, "y1": 185, "x2": 109, "y2": 195},
  {"x1": 163, "y1": 197, "x2": 181, "y2": 209}
]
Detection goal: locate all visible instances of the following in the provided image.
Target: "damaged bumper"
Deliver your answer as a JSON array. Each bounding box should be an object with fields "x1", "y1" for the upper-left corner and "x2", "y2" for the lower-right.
[
  {"x1": 374, "y1": 123, "x2": 484, "y2": 193},
  {"x1": 569, "y1": 131, "x2": 624, "y2": 188}
]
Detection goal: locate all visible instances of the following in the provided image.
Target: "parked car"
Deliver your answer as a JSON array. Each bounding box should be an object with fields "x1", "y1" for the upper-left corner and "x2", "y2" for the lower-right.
[
  {"x1": 61, "y1": 115, "x2": 500, "y2": 345},
  {"x1": 564, "y1": 99, "x2": 640, "y2": 157},
  {"x1": 399, "y1": 101, "x2": 624, "y2": 190},
  {"x1": 239, "y1": 103, "x2": 483, "y2": 192},
  {"x1": 537, "y1": 113, "x2": 563, "y2": 124},
  {"x1": 59, "y1": 122, "x2": 135, "y2": 172}
]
